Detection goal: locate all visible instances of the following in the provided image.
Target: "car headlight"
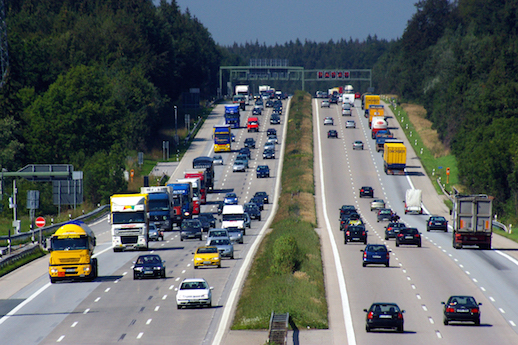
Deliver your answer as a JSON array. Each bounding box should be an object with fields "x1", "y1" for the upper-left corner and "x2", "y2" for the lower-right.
[
  {"x1": 201, "y1": 294, "x2": 209, "y2": 299},
  {"x1": 195, "y1": 257, "x2": 203, "y2": 261},
  {"x1": 153, "y1": 266, "x2": 162, "y2": 270},
  {"x1": 84, "y1": 266, "x2": 91, "y2": 272},
  {"x1": 134, "y1": 267, "x2": 143, "y2": 271},
  {"x1": 184, "y1": 212, "x2": 190, "y2": 217},
  {"x1": 51, "y1": 268, "x2": 58, "y2": 273}
]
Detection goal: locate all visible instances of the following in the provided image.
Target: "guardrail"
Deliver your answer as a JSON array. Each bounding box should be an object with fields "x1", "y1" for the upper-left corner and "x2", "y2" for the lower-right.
[
  {"x1": 0, "y1": 205, "x2": 109, "y2": 248},
  {"x1": 0, "y1": 243, "x2": 42, "y2": 271},
  {"x1": 493, "y1": 220, "x2": 511, "y2": 234}
]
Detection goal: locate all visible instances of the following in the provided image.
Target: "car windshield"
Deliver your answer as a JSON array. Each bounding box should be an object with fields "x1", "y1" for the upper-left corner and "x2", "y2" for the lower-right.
[
  {"x1": 370, "y1": 304, "x2": 400, "y2": 313},
  {"x1": 181, "y1": 220, "x2": 201, "y2": 229},
  {"x1": 180, "y1": 281, "x2": 208, "y2": 290},
  {"x1": 431, "y1": 216, "x2": 446, "y2": 221},
  {"x1": 380, "y1": 210, "x2": 391, "y2": 215},
  {"x1": 197, "y1": 247, "x2": 218, "y2": 254},
  {"x1": 226, "y1": 193, "x2": 236, "y2": 198},
  {"x1": 448, "y1": 296, "x2": 477, "y2": 306},
  {"x1": 137, "y1": 255, "x2": 161, "y2": 264},
  {"x1": 367, "y1": 245, "x2": 387, "y2": 252},
  {"x1": 209, "y1": 230, "x2": 227, "y2": 237}
]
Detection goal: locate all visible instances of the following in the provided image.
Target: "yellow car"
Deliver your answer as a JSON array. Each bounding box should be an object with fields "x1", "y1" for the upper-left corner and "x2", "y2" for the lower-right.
[{"x1": 193, "y1": 246, "x2": 221, "y2": 269}]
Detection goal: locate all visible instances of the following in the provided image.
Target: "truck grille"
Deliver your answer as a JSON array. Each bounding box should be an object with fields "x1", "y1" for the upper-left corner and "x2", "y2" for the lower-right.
[
  {"x1": 59, "y1": 258, "x2": 80, "y2": 264},
  {"x1": 121, "y1": 236, "x2": 139, "y2": 244}
]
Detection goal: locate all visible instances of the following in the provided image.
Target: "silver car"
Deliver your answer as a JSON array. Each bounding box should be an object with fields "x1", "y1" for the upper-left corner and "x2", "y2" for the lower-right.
[
  {"x1": 264, "y1": 142, "x2": 275, "y2": 151},
  {"x1": 324, "y1": 117, "x2": 334, "y2": 125},
  {"x1": 353, "y1": 140, "x2": 364, "y2": 150},
  {"x1": 207, "y1": 237, "x2": 234, "y2": 259},
  {"x1": 233, "y1": 160, "x2": 246, "y2": 172},
  {"x1": 346, "y1": 120, "x2": 356, "y2": 128},
  {"x1": 213, "y1": 155, "x2": 223, "y2": 165},
  {"x1": 227, "y1": 227, "x2": 244, "y2": 244},
  {"x1": 321, "y1": 100, "x2": 330, "y2": 108},
  {"x1": 370, "y1": 199, "x2": 386, "y2": 211},
  {"x1": 206, "y1": 229, "x2": 230, "y2": 244}
]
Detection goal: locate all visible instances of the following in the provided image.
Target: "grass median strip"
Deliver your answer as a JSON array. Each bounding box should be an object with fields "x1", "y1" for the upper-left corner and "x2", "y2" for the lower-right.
[{"x1": 232, "y1": 91, "x2": 328, "y2": 330}]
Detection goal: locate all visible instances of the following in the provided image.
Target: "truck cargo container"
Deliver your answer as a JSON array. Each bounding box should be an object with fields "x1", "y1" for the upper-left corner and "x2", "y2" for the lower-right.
[
  {"x1": 184, "y1": 169, "x2": 207, "y2": 204},
  {"x1": 362, "y1": 94, "x2": 380, "y2": 113},
  {"x1": 452, "y1": 194, "x2": 493, "y2": 250},
  {"x1": 168, "y1": 183, "x2": 194, "y2": 220},
  {"x1": 404, "y1": 189, "x2": 423, "y2": 214},
  {"x1": 192, "y1": 156, "x2": 215, "y2": 192},
  {"x1": 371, "y1": 117, "x2": 388, "y2": 138},
  {"x1": 224, "y1": 105, "x2": 240, "y2": 129},
  {"x1": 368, "y1": 104, "x2": 385, "y2": 127},
  {"x1": 213, "y1": 125, "x2": 232, "y2": 153},
  {"x1": 383, "y1": 142, "x2": 406, "y2": 175},
  {"x1": 176, "y1": 178, "x2": 201, "y2": 215}
]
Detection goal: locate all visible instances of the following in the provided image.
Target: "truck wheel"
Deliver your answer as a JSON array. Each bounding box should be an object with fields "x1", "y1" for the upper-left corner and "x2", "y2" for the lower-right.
[{"x1": 50, "y1": 277, "x2": 57, "y2": 284}]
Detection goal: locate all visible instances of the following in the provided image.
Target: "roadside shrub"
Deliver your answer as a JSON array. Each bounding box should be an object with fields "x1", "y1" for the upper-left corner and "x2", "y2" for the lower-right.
[{"x1": 271, "y1": 235, "x2": 299, "y2": 275}]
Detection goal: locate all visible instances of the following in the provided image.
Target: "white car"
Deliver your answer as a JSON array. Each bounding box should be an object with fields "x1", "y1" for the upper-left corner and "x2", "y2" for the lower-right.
[
  {"x1": 176, "y1": 278, "x2": 213, "y2": 309},
  {"x1": 324, "y1": 117, "x2": 334, "y2": 125},
  {"x1": 321, "y1": 100, "x2": 330, "y2": 108},
  {"x1": 346, "y1": 120, "x2": 356, "y2": 128},
  {"x1": 264, "y1": 142, "x2": 275, "y2": 151}
]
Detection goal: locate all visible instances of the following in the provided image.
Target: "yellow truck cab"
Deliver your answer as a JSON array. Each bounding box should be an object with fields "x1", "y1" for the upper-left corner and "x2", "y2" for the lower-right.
[{"x1": 48, "y1": 221, "x2": 97, "y2": 283}]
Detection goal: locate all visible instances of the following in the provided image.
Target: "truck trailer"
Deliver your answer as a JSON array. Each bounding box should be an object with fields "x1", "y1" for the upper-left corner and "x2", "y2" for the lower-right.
[
  {"x1": 452, "y1": 194, "x2": 493, "y2": 250},
  {"x1": 48, "y1": 221, "x2": 97, "y2": 283},
  {"x1": 384, "y1": 142, "x2": 406, "y2": 175}
]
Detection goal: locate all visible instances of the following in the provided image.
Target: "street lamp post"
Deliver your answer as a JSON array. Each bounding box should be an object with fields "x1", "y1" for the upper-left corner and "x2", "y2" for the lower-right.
[{"x1": 174, "y1": 105, "x2": 178, "y2": 146}]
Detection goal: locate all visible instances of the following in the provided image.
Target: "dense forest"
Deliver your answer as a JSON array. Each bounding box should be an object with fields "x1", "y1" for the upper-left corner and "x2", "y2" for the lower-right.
[
  {"x1": 374, "y1": 0, "x2": 518, "y2": 218},
  {"x1": 3, "y1": 0, "x2": 516, "y2": 222},
  {"x1": 0, "y1": 0, "x2": 221, "y2": 211}
]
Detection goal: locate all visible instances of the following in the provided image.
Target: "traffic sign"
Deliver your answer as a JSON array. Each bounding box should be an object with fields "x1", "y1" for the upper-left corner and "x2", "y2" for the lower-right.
[{"x1": 35, "y1": 217, "x2": 46, "y2": 228}]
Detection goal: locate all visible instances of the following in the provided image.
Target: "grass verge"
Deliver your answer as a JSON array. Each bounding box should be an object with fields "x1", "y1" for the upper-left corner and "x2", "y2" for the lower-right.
[
  {"x1": 382, "y1": 96, "x2": 458, "y2": 208},
  {"x1": 232, "y1": 91, "x2": 328, "y2": 330}
]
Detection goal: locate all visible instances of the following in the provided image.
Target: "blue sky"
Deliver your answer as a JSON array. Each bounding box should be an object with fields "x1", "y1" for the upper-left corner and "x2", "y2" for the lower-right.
[{"x1": 171, "y1": 0, "x2": 418, "y2": 46}]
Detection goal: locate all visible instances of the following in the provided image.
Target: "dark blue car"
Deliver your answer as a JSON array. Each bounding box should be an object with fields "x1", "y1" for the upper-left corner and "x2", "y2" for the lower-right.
[{"x1": 361, "y1": 244, "x2": 390, "y2": 267}]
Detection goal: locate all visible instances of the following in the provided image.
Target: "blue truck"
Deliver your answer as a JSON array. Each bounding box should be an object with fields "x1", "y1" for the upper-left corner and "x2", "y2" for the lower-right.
[
  {"x1": 168, "y1": 183, "x2": 194, "y2": 221},
  {"x1": 141, "y1": 186, "x2": 175, "y2": 231},
  {"x1": 225, "y1": 105, "x2": 240, "y2": 128},
  {"x1": 375, "y1": 130, "x2": 394, "y2": 152}
]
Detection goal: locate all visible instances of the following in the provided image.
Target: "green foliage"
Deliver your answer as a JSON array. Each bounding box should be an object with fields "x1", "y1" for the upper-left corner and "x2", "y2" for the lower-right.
[
  {"x1": 375, "y1": 0, "x2": 518, "y2": 222},
  {"x1": 271, "y1": 235, "x2": 299, "y2": 275}
]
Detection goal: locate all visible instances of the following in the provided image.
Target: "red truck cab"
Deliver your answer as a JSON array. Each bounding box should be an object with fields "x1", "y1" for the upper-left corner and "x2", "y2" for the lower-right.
[{"x1": 247, "y1": 117, "x2": 259, "y2": 132}]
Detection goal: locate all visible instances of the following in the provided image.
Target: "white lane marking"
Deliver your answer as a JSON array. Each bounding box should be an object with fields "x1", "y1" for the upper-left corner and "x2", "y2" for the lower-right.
[
  {"x1": 162, "y1": 295, "x2": 167, "y2": 300},
  {"x1": 154, "y1": 306, "x2": 160, "y2": 312},
  {"x1": 146, "y1": 319, "x2": 152, "y2": 325},
  {"x1": 314, "y1": 99, "x2": 356, "y2": 345},
  {"x1": 421, "y1": 304, "x2": 427, "y2": 311},
  {"x1": 137, "y1": 332, "x2": 144, "y2": 339},
  {"x1": 510, "y1": 320, "x2": 516, "y2": 327},
  {"x1": 94, "y1": 297, "x2": 101, "y2": 302},
  {"x1": 436, "y1": 331, "x2": 442, "y2": 339},
  {"x1": 71, "y1": 322, "x2": 78, "y2": 328},
  {"x1": 429, "y1": 317, "x2": 434, "y2": 324},
  {"x1": 83, "y1": 309, "x2": 90, "y2": 314},
  {"x1": 0, "y1": 282, "x2": 51, "y2": 325},
  {"x1": 104, "y1": 288, "x2": 110, "y2": 293},
  {"x1": 57, "y1": 335, "x2": 65, "y2": 342},
  {"x1": 481, "y1": 287, "x2": 486, "y2": 292},
  {"x1": 169, "y1": 285, "x2": 175, "y2": 290},
  {"x1": 499, "y1": 308, "x2": 506, "y2": 314}
]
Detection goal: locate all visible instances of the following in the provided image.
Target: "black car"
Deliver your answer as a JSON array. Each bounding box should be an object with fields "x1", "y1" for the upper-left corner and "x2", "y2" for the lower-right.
[
  {"x1": 254, "y1": 191, "x2": 269, "y2": 204},
  {"x1": 345, "y1": 225, "x2": 367, "y2": 244},
  {"x1": 252, "y1": 107, "x2": 262, "y2": 115},
  {"x1": 328, "y1": 130, "x2": 338, "y2": 138},
  {"x1": 270, "y1": 114, "x2": 281, "y2": 124},
  {"x1": 239, "y1": 147, "x2": 252, "y2": 159},
  {"x1": 180, "y1": 219, "x2": 203, "y2": 241},
  {"x1": 330, "y1": 95, "x2": 339, "y2": 104},
  {"x1": 133, "y1": 254, "x2": 166, "y2": 279},
  {"x1": 396, "y1": 227, "x2": 422, "y2": 247},
  {"x1": 244, "y1": 203, "x2": 262, "y2": 221},
  {"x1": 364, "y1": 303, "x2": 404, "y2": 332},
  {"x1": 216, "y1": 201, "x2": 224, "y2": 215},
  {"x1": 263, "y1": 148, "x2": 275, "y2": 159},
  {"x1": 267, "y1": 128, "x2": 277, "y2": 136},
  {"x1": 244, "y1": 137, "x2": 256, "y2": 149},
  {"x1": 359, "y1": 186, "x2": 374, "y2": 198},
  {"x1": 339, "y1": 205, "x2": 356, "y2": 218},
  {"x1": 197, "y1": 213, "x2": 217, "y2": 231},
  {"x1": 265, "y1": 100, "x2": 274, "y2": 107},
  {"x1": 256, "y1": 165, "x2": 270, "y2": 178},
  {"x1": 377, "y1": 208, "x2": 393, "y2": 222},
  {"x1": 384, "y1": 222, "x2": 406, "y2": 240},
  {"x1": 427, "y1": 216, "x2": 448, "y2": 232},
  {"x1": 442, "y1": 295, "x2": 481, "y2": 326},
  {"x1": 249, "y1": 196, "x2": 264, "y2": 210}
]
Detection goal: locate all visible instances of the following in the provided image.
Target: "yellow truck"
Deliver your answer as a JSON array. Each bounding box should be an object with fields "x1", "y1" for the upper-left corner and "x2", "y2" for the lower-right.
[
  {"x1": 48, "y1": 221, "x2": 97, "y2": 283},
  {"x1": 362, "y1": 94, "x2": 380, "y2": 117},
  {"x1": 384, "y1": 141, "x2": 406, "y2": 175}
]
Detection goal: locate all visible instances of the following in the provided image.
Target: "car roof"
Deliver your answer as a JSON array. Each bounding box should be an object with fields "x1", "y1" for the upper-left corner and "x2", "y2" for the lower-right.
[{"x1": 181, "y1": 278, "x2": 207, "y2": 283}]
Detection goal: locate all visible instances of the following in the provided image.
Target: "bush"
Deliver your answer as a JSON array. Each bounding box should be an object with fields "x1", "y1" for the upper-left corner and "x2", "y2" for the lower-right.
[{"x1": 271, "y1": 235, "x2": 299, "y2": 275}]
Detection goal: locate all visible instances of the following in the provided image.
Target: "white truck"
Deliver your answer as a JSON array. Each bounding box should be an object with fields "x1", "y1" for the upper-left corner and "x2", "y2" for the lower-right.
[
  {"x1": 235, "y1": 85, "x2": 250, "y2": 105},
  {"x1": 221, "y1": 205, "x2": 246, "y2": 235},
  {"x1": 404, "y1": 189, "x2": 423, "y2": 214},
  {"x1": 110, "y1": 194, "x2": 149, "y2": 251}
]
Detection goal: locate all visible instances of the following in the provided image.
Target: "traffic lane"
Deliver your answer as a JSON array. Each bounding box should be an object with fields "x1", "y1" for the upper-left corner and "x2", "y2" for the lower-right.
[{"x1": 319, "y1": 101, "x2": 518, "y2": 343}]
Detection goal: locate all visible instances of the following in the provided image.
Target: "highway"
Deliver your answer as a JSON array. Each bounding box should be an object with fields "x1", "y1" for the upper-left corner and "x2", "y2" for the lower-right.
[
  {"x1": 314, "y1": 97, "x2": 518, "y2": 344},
  {"x1": 0, "y1": 99, "x2": 288, "y2": 344}
]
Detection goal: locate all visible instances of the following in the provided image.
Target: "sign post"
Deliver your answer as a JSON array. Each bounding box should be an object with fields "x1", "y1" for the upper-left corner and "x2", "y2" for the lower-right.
[{"x1": 35, "y1": 216, "x2": 45, "y2": 246}]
